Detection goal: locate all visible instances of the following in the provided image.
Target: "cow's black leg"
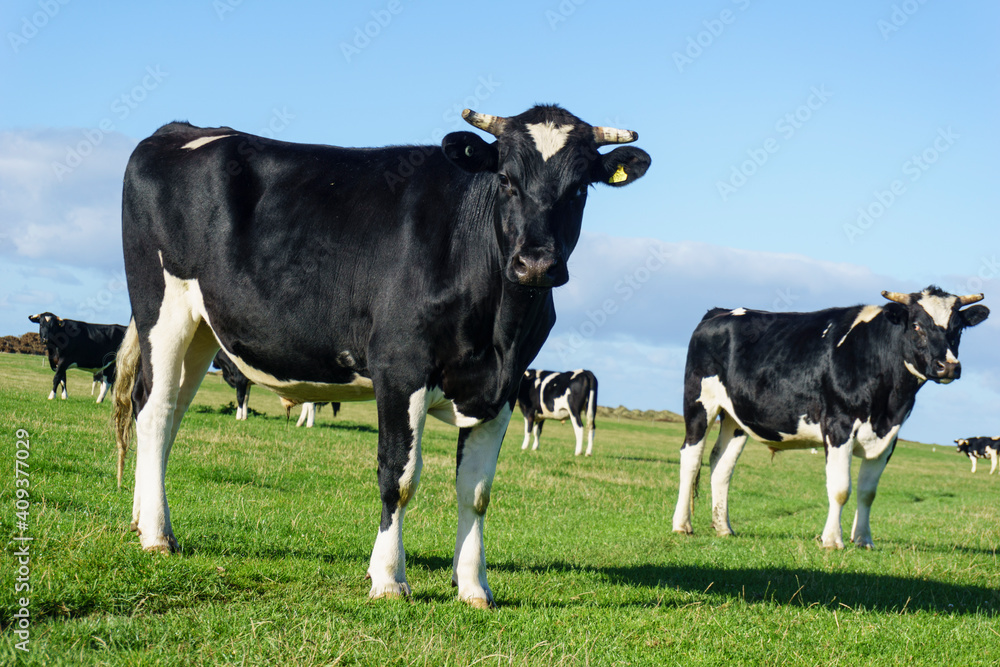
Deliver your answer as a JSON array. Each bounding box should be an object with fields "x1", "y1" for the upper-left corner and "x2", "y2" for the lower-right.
[
  {"x1": 453, "y1": 402, "x2": 512, "y2": 609},
  {"x1": 50, "y1": 362, "x2": 69, "y2": 399},
  {"x1": 367, "y1": 384, "x2": 428, "y2": 599},
  {"x1": 520, "y1": 413, "x2": 533, "y2": 450}
]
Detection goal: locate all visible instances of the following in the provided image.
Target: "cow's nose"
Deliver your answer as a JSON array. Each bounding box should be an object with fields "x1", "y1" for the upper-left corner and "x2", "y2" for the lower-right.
[
  {"x1": 935, "y1": 359, "x2": 961, "y2": 381},
  {"x1": 510, "y1": 252, "x2": 563, "y2": 288}
]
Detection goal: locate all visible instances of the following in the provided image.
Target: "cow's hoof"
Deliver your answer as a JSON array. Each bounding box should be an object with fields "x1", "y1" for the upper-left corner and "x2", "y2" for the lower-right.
[
  {"x1": 369, "y1": 581, "x2": 412, "y2": 600},
  {"x1": 129, "y1": 520, "x2": 139, "y2": 533},
  {"x1": 142, "y1": 534, "x2": 178, "y2": 554},
  {"x1": 853, "y1": 538, "x2": 874, "y2": 550},
  {"x1": 465, "y1": 596, "x2": 495, "y2": 610},
  {"x1": 673, "y1": 528, "x2": 694, "y2": 536}
]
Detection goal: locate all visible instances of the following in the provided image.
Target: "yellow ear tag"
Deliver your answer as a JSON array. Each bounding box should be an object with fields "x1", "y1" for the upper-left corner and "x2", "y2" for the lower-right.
[{"x1": 609, "y1": 164, "x2": 627, "y2": 184}]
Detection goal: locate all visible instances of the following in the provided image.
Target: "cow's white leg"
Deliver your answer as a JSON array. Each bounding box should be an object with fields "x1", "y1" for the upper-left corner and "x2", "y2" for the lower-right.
[
  {"x1": 970, "y1": 454, "x2": 977, "y2": 473},
  {"x1": 453, "y1": 403, "x2": 511, "y2": 609},
  {"x1": 584, "y1": 403, "x2": 595, "y2": 457},
  {"x1": 531, "y1": 421, "x2": 541, "y2": 450},
  {"x1": 570, "y1": 413, "x2": 585, "y2": 456},
  {"x1": 520, "y1": 416, "x2": 532, "y2": 450},
  {"x1": 95, "y1": 378, "x2": 110, "y2": 403},
  {"x1": 306, "y1": 402, "x2": 317, "y2": 427},
  {"x1": 821, "y1": 442, "x2": 853, "y2": 549},
  {"x1": 61, "y1": 385, "x2": 68, "y2": 399},
  {"x1": 296, "y1": 403, "x2": 308, "y2": 427},
  {"x1": 850, "y1": 441, "x2": 894, "y2": 549},
  {"x1": 708, "y1": 414, "x2": 749, "y2": 536},
  {"x1": 48, "y1": 390, "x2": 55, "y2": 399},
  {"x1": 368, "y1": 388, "x2": 427, "y2": 599},
  {"x1": 673, "y1": 401, "x2": 720, "y2": 535},
  {"x1": 239, "y1": 392, "x2": 249, "y2": 420},
  {"x1": 989, "y1": 450, "x2": 998, "y2": 475}
]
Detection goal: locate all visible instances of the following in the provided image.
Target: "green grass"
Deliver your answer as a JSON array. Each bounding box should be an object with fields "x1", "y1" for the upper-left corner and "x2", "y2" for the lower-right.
[{"x1": 1, "y1": 351, "x2": 998, "y2": 665}]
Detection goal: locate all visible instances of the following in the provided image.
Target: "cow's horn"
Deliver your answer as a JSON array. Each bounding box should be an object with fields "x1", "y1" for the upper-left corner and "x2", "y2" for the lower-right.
[
  {"x1": 958, "y1": 293, "x2": 984, "y2": 306},
  {"x1": 592, "y1": 126, "x2": 638, "y2": 146},
  {"x1": 462, "y1": 109, "x2": 507, "y2": 137},
  {"x1": 881, "y1": 291, "x2": 911, "y2": 305}
]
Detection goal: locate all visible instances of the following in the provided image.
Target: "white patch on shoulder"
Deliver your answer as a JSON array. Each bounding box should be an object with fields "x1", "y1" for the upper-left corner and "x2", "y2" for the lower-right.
[
  {"x1": 852, "y1": 420, "x2": 900, "y2": 460},
  {"x1": 917, "y1": 292, "x2": 957, "y2": 328},
  {"x1": 525, "y1": 122, "x2": 573, "y2": 162},
  {"x1": 730, "y1": 308, "x2": 747, "y2": 316},
  {"x1": 570, "y1": 369, "x2": 584, "y2": 378},
  {"x1": 837, "y1": 305, "x2": 882, "y2": 347},
  {"x1": 181, "y1": 134, "x2": 235, "y2": 150}
]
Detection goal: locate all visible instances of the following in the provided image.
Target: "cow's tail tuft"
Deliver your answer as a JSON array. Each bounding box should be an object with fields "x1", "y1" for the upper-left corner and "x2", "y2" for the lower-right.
[{"x1": 112, "y1": 319, "x2": 141, "y2": 488}]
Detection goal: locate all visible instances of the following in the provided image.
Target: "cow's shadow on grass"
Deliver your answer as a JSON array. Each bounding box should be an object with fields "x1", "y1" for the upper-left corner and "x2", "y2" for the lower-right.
[{"x1": 485, "y1": 559, "x2": 1000, "y2": 615}]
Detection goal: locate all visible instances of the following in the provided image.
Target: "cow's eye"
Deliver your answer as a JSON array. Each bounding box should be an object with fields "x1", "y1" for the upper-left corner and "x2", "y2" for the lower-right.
[
  {"x1": 574, "y1": 184, "x2": 587, "y2": 199},
  {"x1": 498, "y1": 173, "x2": 511, "y2": 189}
]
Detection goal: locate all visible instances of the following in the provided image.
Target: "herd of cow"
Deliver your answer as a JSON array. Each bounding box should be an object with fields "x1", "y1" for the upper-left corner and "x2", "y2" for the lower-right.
[{"x1": 21, "y1": 104, "x2": 993, "y2": 608}]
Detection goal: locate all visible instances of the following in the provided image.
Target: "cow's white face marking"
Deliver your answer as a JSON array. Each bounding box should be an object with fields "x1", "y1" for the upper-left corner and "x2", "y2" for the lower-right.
[
  {"x1": 730, "y1": 307, "x2": 747, "y2": 316},
  {"x1": 525, "y1": 122, "x2": 573, "y2": 162},
  {"x1": 181, "y1": 134, "x2": 235, "y2": 150},
  {"x1": 837, "y1": 305, "x2": 883, "y2": 347},
  {"x1": 917, "y1": 292, "x2": 957, "y2": 328}
]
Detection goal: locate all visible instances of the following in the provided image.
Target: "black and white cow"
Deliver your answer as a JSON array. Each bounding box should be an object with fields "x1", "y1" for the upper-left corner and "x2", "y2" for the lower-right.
[
  {"x1": 212, "y1": 350, "x2": 254, "y2": 420},
  {"x1": 672, "y1": 287, "x2": 989, "y2": 549},
  {"x1": 517, "y1": 369, "x2": 598, "y2": 456},
  {"x1": 112, "y1": 105, "x2": 650, "y2": 607},
  {"x1": 29, "y1": 312, "x2": 126, "y2": 403},
  {"x1": 954, "y1": 437, "x2": 1000, "y2": 474}
]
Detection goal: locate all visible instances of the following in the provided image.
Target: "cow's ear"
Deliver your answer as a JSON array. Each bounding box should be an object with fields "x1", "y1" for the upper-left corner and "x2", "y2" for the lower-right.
[
  {"x1": 882, "y1": 302, "x2": 908, "y2": 325},
  {"x1": 592, "y1": 146, "x2": 651, "y2": 187},
  {"x1": 442, "y1": 132, "x2": 498, "y2": 173},
  {"x1": 960, "y1": 304, "x2": 989, "y2": 328}
]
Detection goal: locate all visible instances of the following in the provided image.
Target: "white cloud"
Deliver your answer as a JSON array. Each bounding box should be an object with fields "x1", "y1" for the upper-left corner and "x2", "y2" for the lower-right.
[{"x1": 0, "y1": 128, "x2": 135, "y2": 271}]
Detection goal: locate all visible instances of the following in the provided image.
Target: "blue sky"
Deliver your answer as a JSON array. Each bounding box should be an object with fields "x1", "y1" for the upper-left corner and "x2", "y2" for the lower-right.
[{"x1": 1, "y1": 0, "x2": 997, "y2": 445}]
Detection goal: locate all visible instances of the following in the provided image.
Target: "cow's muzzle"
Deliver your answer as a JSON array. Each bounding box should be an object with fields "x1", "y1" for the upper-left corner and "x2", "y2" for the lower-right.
[
  {"x1": 932, "y1": 359, "x2": 961, "y2": 383},
  {"x1": 508, "y1": 252, "x2": 567, "y2": 288}
]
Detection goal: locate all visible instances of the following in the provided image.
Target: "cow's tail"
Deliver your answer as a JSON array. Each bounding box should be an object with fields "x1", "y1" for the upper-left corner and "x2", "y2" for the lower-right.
[
  {"x1": 586, "y1": 373, "x2": 597, "y2": 437},
  {"x1": 112, "y1": 319, "x2": 141, "y2": 488}
]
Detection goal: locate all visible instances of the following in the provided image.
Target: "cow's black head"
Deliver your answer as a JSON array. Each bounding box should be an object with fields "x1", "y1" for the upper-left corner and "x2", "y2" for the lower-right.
[
  {"x1": 441, "y1": 105, "x2": 650, "y2": 288},
  {"x1": 28, "y1": 312, "x2": 61, "y2": 344},
  {"x1": 881, "y1": 286, "x2": 989, "y2": 384}
]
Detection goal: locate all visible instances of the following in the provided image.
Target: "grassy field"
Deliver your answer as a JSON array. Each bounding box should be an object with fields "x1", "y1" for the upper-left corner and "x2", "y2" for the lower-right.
[{"x1": 1, "y1": 351, "x2": 998, "y2": 666}]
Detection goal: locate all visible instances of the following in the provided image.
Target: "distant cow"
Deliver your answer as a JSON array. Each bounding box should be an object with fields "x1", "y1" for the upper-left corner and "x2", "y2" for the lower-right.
[
  {"x1": 212, "y1": 350, "x2": 253, "y2": 420},
  {"x1": 672, "y1": 287, "x2": 989, "y2": 549},
  {"x1": 112, "y1": 105, "x2": 649, "y2": 608},
  {"x1": 517, "y1": 369, "x2": 597, "y2": 456},
  {"x1": 955, "y1": 437, "x2": 1000, "y2": 474},
  {"x1": 29, "y1": 312, "x2": 126, "y2": 403}
]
